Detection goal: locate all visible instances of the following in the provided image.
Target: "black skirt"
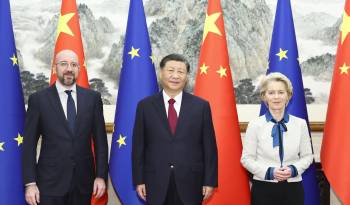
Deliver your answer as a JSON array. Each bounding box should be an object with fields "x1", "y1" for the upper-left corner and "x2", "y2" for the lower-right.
[{"x1": 251, "y1": 180, "x2": 304, "y2": 205}]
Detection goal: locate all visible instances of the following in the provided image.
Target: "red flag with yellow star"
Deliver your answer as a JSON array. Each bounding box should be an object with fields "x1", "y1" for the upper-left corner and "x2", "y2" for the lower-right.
[
  {"x1": 50, "y1": 0, "x2": 107, "y2": 204},
  {"x1": 193, "y1": 0, "x2": 250, "y2": 204},
  {"x1": 321, "y1": 1, "x2": 350, "y2": 204}
]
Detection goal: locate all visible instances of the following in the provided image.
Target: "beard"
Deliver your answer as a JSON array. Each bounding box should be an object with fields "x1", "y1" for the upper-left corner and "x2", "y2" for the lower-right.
[{"x1": 58, "y1": 73, "x2": 76, "y2": 86}]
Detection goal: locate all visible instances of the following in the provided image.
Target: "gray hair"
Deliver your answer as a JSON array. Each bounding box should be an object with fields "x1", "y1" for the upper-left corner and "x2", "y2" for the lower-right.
[{"x1": 259, "y1": 72, "x2": 293, "y2": 100}]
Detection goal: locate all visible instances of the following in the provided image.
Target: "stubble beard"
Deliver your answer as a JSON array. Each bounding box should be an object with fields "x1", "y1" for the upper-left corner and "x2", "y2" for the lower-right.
[{"x1": 58, "y1": 73, "x2": 76, "y2": 86}]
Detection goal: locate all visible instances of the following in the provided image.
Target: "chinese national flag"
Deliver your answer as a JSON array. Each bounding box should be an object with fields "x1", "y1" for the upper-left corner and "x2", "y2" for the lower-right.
[
  {"x1": 50, "y1": 0, "x2": 107, "y2": 204},
  {"x1": 193, "y1": 0, "x2": 250, "y2": 204},
  {"x1": 321, "y1": 1, "x2": 350, "y2": 204}
]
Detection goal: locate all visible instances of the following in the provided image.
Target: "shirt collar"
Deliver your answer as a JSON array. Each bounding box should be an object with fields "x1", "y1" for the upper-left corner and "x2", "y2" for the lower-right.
[
  {"x1": 265, "y1": 110, "x2": 289, "y2": 123},
  {"x1": 55, "y1": 80, "x2": 77, "y2": 94},
  {"x1": 162, "y1": 90, "x2": 183, "y2": 104}
]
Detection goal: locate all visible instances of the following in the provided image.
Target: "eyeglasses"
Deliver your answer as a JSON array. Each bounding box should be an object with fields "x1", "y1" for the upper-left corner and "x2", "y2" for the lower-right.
[{"x1": 56, "y1": 61, "x2": 79, "y2": 69}]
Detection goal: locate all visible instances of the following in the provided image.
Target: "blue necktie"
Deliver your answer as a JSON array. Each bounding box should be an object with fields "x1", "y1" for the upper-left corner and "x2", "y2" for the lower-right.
[
  {"x1": 65, "y1": 90, "x2": 76, "y2": 132},
  {"x1": 271, "y1": 118, "x2": 287, "y2": 167}
]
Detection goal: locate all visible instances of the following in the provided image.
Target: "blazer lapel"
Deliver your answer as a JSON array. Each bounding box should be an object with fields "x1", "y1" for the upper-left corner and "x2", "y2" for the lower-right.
[
  {"x1": 75, "y1": 86, "x2": 85, "y2": 134},
  {"x1": 152, "y1": 91, "x2": 173, "y2": 136},
  {"x1": 175, "y1": 92, "x2": 192, "y2": 137},
  {"x1": 47, "y1": 85, "x2": 74, "y2": 137},
  {"x1": 152, "y1": 91, "x2": 192, "y2": 137}
]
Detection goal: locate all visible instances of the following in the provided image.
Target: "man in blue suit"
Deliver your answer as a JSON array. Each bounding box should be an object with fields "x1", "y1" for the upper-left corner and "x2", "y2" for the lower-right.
[
  {"x1": 132, "y1": 54, "x2": 218, "y2": 205},
  {"x1": 22, "y1": 50, "x2": 108, "y2": 205}
]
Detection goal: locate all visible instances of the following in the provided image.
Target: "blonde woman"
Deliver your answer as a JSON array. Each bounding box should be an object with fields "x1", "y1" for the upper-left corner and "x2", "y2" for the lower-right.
[{"x1": 241, "y1": 72, "x2": 313, "y2": 205}]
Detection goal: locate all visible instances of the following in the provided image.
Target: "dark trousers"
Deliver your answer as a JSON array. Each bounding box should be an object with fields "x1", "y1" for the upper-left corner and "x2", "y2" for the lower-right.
[
  {"x1": 251, "y1": 180, "x2": 304, "y2": 205},
  {"x1": 39, "y1": 171, "x2": 91, "y2": 205},
  {"x1": 148, "y1": 169, "x2": 201, "y2": 205},
  {"x1": 39, "y1": 192, "x2": 90, "y2": 205},
  {"x1": 163, "y1": 170, "x2": 184, "y2": 205}
]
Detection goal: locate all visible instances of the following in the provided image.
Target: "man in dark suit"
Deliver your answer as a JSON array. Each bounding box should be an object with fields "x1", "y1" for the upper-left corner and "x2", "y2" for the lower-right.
[
  {"x1": 22, "y1": 49, "x2": 108, "y2": 205},
  {"x1": 132, "y1": 54, "x2": 218, "y2": 205}
]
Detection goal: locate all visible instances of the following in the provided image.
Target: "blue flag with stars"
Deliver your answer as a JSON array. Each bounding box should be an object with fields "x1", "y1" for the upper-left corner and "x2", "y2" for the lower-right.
[
  {"x1": 260, "y1": 0, "x2": 320, "y2": 204},
  {"x1": 0, "y1": 0, "x2": 26, "y2": 204},
  {"x1": 109, "y1": 0, "x2": 158, "y2": 204}
]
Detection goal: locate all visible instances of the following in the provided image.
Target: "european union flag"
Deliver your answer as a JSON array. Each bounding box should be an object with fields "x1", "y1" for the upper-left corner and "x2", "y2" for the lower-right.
[
  {"x1": 260, "y1": 0, "x2": 320, "y2": 204},
  {"x1": 0, "y1": 0, "x2": 26, "y2": 204},
  {"x1": 109, "y1": 0, "x2": 158, "y2": 204}
]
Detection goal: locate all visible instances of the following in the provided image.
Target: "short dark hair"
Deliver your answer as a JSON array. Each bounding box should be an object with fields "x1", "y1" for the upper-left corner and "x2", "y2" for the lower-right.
[{"x1": 159, "y1": 53, "x2": 190, "y2": 72}]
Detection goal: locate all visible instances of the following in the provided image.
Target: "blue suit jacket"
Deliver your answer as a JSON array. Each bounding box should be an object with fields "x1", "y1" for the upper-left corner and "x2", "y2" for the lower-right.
[
  {"x1": 132, "y1": 91, "x2": 218, "y2": 205},
  {"x1": 22, "y1": 85, "x2": 108, "y2": 196}
]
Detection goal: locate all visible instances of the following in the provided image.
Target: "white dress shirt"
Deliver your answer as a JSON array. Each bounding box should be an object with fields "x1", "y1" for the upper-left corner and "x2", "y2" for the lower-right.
[
  {"x1": 162, "y1": 90, "x2": 182, "y2": 117},
  {"x1": 55, "y1": 81, "x2": 77, "y2": 119},
  {"x1": 241, "y1": 114, "x2": 313, "y2": 183}
]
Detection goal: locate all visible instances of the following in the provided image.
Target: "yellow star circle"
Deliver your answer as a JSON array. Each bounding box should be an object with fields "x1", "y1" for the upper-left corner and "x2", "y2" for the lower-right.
[
  {"x1": 14, "y1": 133, "x2": 24, "y2": 146},
  {"x1": 276, "y1": 48, "x2": 288, "y2": 61},
  {"x1": 10, "y1": 54, "x2": 18, "y2": 66},
  {"x1": 128, "y1": 47, "x2": 140, "y2": 59},
  {"x1": 117, "y1": 134, "x2": 127, "y2": 148},
  {"x1": 150, "y1": 54, "x2": 156, "y2": 64},
  {"x1": 0, "y1": 142, "x2": 5, "y2": 151}
]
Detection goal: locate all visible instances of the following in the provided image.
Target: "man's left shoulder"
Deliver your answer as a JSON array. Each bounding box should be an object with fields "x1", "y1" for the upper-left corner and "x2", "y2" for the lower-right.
[
  {"x1": 77, "y1": 86, "x2": 100, "y2": 97},
  {"x1": 184, "y1": 92, "x2": 208, "y2": 105}
]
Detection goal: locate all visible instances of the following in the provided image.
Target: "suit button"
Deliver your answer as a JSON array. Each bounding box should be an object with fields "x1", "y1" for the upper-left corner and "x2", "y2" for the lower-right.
[{"x1": 170, "y1": 165, "x2": 174, "y2": 169}]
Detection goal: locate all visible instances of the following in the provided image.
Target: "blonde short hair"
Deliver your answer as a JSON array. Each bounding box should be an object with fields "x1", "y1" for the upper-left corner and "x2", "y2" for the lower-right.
[{"x1": 259, "y1": 72, "x2": 293, "y2": 100}]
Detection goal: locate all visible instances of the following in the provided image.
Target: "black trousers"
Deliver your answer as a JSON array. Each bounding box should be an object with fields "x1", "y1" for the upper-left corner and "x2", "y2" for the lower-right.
[
  {"x1": 39, "y1": 170, "x2": 91, "y2": 205},
  {"x1": 163, "y1": 169, "x2": 184, "y2": 205},
  {"x1": 39, "y1": 192, "x2": 90, "y2": 205},
  {"x1": 251, "y1": 180, "x2": 304, "y2": 205},
  {"x1": 160, "y1": 169, "x2": 202, "y2": 205}
]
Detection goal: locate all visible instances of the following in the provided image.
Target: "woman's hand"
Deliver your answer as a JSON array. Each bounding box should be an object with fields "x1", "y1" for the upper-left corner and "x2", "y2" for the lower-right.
[{"x1": 273, "y1": 167, "x2": 292, "y2": 181}]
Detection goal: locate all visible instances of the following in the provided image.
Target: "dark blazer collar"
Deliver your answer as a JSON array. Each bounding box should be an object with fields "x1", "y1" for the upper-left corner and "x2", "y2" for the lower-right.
[
  {"x1": 47, "y1": 84, "x2": 74, "y2": 137},
  {"x1": 153, "y1": 91, "x2": 170, "y2": 135},
  {"x1": 174, "y1": 91, "x2": 192, "y2": 137},
  {"x1": 55, "y1": 81, "x2": 77, "y2": 94},
  {"x1": 153, "y1": 90, "x2": 193, "y2": 137},
  {"x1": 75, "y1": 86, "x2": 88, "y2": 134},
  {"x1": 47, "y1": 84, "x2": 87, "y2": 137}
]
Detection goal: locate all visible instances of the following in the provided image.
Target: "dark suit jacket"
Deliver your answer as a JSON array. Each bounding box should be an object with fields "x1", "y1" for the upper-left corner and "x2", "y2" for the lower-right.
[
  {"x1": 22, "y1": 84, "x2": 108, "y2": 196},
  {"x1": 132, "y1": 91, "x2": 218, "y2": 205}
]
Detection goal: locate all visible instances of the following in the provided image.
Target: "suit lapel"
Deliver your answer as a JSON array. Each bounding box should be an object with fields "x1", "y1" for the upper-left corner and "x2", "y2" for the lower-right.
[
  {"x1": 75, "y1": 86, "x2": 85, "y2": 134},
  {"x1": 175, "y1": 92, "x2": 191, "y2": 137},
  {"x1": 152, "y1": 91, "x2": 192, "y2": 137},
  {"x1": 152, "y1": 92, "x2": 173, "y2": 136},
  {"x1": 47, "y1": 85, "x2": 74, "y2": 137}
]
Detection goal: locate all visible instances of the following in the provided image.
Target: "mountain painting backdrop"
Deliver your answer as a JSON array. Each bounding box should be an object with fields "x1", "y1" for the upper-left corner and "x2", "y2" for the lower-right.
[{"x1": 10, "y1": 0, "x2": 344, "y2": 104}]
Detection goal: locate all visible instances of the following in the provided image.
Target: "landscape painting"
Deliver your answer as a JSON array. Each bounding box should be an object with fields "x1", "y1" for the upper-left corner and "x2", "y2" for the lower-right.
[{"x1": 10, "y1": 0, "x2": 344, "y2": 104}]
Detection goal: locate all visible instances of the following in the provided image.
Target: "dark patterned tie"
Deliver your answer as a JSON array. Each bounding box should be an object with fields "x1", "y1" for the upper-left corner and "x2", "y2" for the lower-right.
[
  {"x1": 65, "y1": 90, "x2": 76, "y2": 132},
  {"x1": 168, "y1": 99, "x2": 177, "y2": 135}
]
